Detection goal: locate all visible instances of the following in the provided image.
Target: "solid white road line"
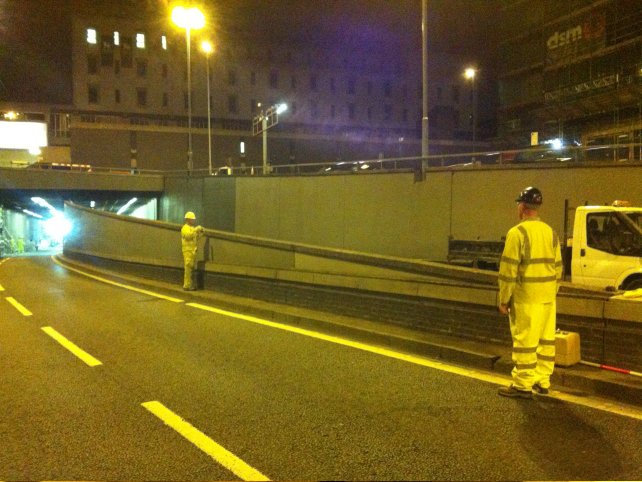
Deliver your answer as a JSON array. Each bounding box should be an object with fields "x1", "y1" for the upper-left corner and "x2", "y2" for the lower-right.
[
  {"x1": 52, "y1": 256, "x2": 184, "y2": 303},
  {"x1": 186, "y1": 302, "x2": 642, "y2": 421}
]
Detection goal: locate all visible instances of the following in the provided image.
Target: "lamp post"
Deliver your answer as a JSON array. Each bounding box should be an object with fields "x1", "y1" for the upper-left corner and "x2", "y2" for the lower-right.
[
  {"x1": 172, "y1": 6, "x2": 205, "y2": 174},
  {"x1": 201, "y1": 40, "x2": 213, "y2": 175},
  {"x1": 252, "y1": 103, "x2": 287, "y2": 174},
  {"x1": 464, "y1": 67, "x2": 477, "y2": 161}
]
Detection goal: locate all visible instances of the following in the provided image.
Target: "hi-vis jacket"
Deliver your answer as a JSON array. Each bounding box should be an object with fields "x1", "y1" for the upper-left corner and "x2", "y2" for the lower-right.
[
  {"x1": 498, "y1": 217, "x2": 563, "y2": 305},
  {"x1": 181, "y1": 224, "x2": 201, "y2": 255}
]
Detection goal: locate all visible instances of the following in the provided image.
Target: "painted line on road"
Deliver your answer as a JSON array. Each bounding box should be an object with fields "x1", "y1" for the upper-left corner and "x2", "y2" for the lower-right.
[
  {"x1": 0, "y1": 283, "x2": 5, "y2": 291},
  {"x1": 5, "y1": 297, "x2": 33, "y2": 316},
  {"x1": 186, "y1": 302, "x2": 642, "y2": 421},
  {"x1": 142, "y1": 401, "x2": 270, "y2": 481},
  {"x1": 41, "y1": 326, "x2": 103, "y2": 367},
  {"x1": 52, "y1": 256, "x2": 184, "y2": 303}
]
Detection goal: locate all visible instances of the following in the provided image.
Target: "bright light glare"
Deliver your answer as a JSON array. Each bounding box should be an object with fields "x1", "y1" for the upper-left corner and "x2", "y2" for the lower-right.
[
  {"x1": 0, "y1": 121, "x2": 47, "y2": 149},
  {"x1": 201, "y1": 40, "x2": 213, "y2": 54},
  {"x1": 464, "y1": 68, "x2": 476, "y2": 80},
  {"x1": 22, "y1": 209, "x2": 43, "y2": 219},
  {"x1": 44, "y1": 214, "x2": 72, "y2": 240},
  {"x1": 31, "y1": 196, "x2": 55, "y2": 211},
  {"x1": 171, "y1": 6, "x2": 205, "y2": 30},
  {"x1": 550, "y1": 138, "x2": 563, "y2": 150},
  {"x1": 117, "y1": 197, "x2": 138, "y2": 215},
  {"x1": 276, "y1": 103, "x2": 288, "y2": 114}
]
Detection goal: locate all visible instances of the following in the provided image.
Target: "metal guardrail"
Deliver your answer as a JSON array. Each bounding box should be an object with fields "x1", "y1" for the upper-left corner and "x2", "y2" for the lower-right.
[{"x1": 19, "y1": 143, "x2": 642, "y2": 178}]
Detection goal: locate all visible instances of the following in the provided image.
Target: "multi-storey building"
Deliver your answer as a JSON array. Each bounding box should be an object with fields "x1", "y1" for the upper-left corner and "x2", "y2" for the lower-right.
[
  {"x1": 498, "y1": 0, "x2": 641, "y2": 156},
  {"x1": 1, "y1": 1, "x2": 487, "y2": 171}
]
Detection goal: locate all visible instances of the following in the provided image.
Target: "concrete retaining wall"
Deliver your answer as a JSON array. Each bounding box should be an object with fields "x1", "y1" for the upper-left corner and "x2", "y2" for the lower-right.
[{"x1": 64, "y1": 201, "x2": 642, "y2": 372}]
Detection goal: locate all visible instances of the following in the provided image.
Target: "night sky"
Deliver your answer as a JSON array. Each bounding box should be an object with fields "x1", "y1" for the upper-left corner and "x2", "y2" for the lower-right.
[{"x1": 0, "y1": 0, "x2": 500, "y2": 104}]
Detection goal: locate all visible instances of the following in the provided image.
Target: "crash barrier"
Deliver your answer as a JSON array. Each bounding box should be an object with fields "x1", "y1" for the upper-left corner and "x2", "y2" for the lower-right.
[{"x1": 63, "y1": 202, "x2": 642, "y2": 372}]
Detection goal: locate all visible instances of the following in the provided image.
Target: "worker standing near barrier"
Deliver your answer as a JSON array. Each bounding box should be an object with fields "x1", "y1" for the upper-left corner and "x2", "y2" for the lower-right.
[
  {"x1": 497, "y1": 187, "x2": 563, "y2": 398},
  {"x1": 181, "y1": 211, "x2": 204, "y2": 291}
]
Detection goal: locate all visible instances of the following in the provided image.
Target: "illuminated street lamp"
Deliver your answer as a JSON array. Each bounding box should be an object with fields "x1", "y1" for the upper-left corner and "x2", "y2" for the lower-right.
[
  {"x1": 252, "y1": 103, "x2": 287, "y2": 174},
  {"x1": 464, "y1": 67, "x2": 477, "y2": 160},
  {"x1": 201, "y1": 40, "x2": 214, "y2": 175},
  {"x1": 172, "y1": 6, "x2": 205, "y2": 174}
]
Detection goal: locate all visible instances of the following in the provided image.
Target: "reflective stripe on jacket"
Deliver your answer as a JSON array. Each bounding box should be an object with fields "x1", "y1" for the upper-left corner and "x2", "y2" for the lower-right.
[{"x1": 498, "y1": 217, "x2": 563, "y2": 305}]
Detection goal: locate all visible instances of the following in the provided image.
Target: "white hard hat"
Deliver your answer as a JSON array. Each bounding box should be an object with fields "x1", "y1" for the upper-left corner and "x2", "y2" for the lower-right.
[{"x1": 184, "y1": 211, "x2": 196, "y2": 220}]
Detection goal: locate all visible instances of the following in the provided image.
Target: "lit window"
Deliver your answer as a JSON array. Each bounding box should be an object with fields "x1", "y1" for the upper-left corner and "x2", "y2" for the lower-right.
[
  {"x1": 240, "y1": 141, "x2": 245, "y2": 155},
  {"x1": 136, "y1": 33, "x2": 145, "y2": 49},
  {"x1": 161, "y1": 35, "x2": 167, "y2": 50},
  {"x1": 86, "y1": 28, "x2": 97, "y2": 44},
  {"x1": 113, "y1": 31, "x2": 120, "y2": 46}
]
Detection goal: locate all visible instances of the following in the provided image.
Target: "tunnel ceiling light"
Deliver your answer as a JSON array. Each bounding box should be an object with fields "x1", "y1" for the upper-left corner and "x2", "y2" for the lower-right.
[{"x1": 117, "y1": 197, "x2": 138, "y2": 215}]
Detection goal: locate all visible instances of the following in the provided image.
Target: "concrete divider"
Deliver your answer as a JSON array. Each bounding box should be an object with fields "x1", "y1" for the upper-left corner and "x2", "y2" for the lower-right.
[{"x1": 63, "y1": 201, "x2": 642, "y2": 372}]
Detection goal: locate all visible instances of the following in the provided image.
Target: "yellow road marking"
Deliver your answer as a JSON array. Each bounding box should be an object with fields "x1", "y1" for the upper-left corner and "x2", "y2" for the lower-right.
[
  {"x1": 41, "y1": 326, "x2": 103, "y2": 367},
  {"x1": 142, "y1": 401, "x2": 270, "y2": 481},
  {"x1": 0, "y1": 283, "x2": 5, "y2": 291},
  {"x1": 5, "y1": 297, "x2": 32, "y2": 316},
  {"x1": 52, "y1": 256, "x2": 184, "y2": 303},
  {"x1": 187, "y1": 302, "x2": 642, "y2": 421}
]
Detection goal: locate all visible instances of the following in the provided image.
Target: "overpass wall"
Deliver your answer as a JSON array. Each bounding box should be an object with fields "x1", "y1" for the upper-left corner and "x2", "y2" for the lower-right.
[
  {"x1": 64, "y1": 201, "x2": 642, "y2": 372},
  {"x1": 162, "y1": 164, "x2": 642, "y2": 262}
]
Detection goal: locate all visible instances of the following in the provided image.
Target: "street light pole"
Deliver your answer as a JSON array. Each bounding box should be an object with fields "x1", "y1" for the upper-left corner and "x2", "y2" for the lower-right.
[
  {"x1": 201, "y1": 41, "x2": 213, "y2": 175},
  {"x1": 465, "y1": 67, "x2": 477, "y2": 161},
  {"x1": 171, "y1": 6, "x2": 205, "y2": 174},
  {"x1": 186, "y1": 27, "x2": 193, "y2": 173},
  {"x1": 252, "y1": 103, "x2": 287, "y2": 175},
  {"x1": 421, "y1": 0, "x2": 429, "y2": 166}
]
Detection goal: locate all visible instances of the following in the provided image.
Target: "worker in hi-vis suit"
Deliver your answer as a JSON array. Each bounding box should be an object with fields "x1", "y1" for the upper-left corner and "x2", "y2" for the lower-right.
[
  {"x1": 498, "y1": 187, "x2": 563, "y2": 399},
  {"x1": 181, "y1": 211, "x2": 203, "y2": 291}
]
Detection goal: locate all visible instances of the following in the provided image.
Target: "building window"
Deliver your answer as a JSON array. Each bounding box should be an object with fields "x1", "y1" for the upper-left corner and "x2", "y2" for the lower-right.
[
  {"x1": 437, "y1": 86, "x2": 443, "y2": 101},
  {"x1": 310, "y1": 75, "x2": 317, "y2": 91},
  {"x1": 161, "y1": 63, "x2": 168, "y2": 78},
  {"x1": 250, "y1": 72, "x2": 256, "y2": 85},
  {"x1": 452, "y1": 85, "x2": 460, "y2": 103},
  {"x1": 383, "y1": 81, "x2": 392, "y2": 98},
  {"x1": 162, "y1": 92, "x2": 168, "y2": 107},
  {"x1": 113, "y1": 31, "x2": 120, "y2": 46},
  {"x1": 86, "y1": 28, "x2": 97, "y2": 44},
  {"x1": 367, "y1": 81, "x2": 373, "y2": 95},
  {"x1": 137, "y1": 88, "x2": 147, "y2": 107},
  {"x1": 270, "y1": 70, "x2": 279, "y2": 89},
  {"x1": 367, "y1": 106, "x2": 373, "y2": 120},
  {"x1": 330, "y1": 104, "x2": 336, "y2": 118},
  {"x1": 384, "y1": 104, "x2": 392, "y2": 120},
  {"x1": 87, "y1": 54, "x2": 98, "y2": 74},
  {"x1": 115, "y1": 89, "x2": 121, "y2": 104},
  {"x1": 136, "y1": 59, "x2": 147, "y2": 77},
  {"x1": 88, "y1": 84, "x2": 99, "y2": 104},
  {"x1": 114, "y1": 59, "x2": 120, "y2": 75},
  {"x1": 348, "y1": 103, "x2": 356, "y2": 120},
  {"x1": 309, "y1": 99, "x2": 318, "y2": 118},
  {"x1": 402, "y1": 108, "x2": 408, "y2": 122},
  {"x1": 291, "y1": 75, "x2": 297, "y2": 90},
  {"x1": 228, "y1": 94, "x2": 238, "y2": 114},
  {"x1": 228, "y1": 70, "x2": 237, "y2": 86},
  {"x1": 136, "y1": 33, "x2": 145, "y2": 49},
  {"x1": 161, "y1": 35, "x2": 167, "y2": 50},
  {"x1": 348, "y1": 79, "x2": 356, "y2": 95},
  {"x1": 330, "y1": 77, "x2": 336, "y2": 92},
  {"x1": 291, "y1": 102, "x2": 297, "y2": 115}
]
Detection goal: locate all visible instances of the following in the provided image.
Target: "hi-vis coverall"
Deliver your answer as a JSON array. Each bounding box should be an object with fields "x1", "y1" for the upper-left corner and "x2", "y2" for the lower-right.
[
  {"x1": 181, "y1": 224, "x2": 202, "y2": 289},
  {"x1": 498, "y1": 217, "x2": 563, "y2": 390}
]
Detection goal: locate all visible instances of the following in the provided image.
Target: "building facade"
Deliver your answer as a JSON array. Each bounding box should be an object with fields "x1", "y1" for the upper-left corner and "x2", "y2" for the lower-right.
[
  {"x1": 498, "y1": 0, "x2": 642, "y2": 157},
  {"x1": 1, "y1": 1, "x2": 490, "y2": 172}
]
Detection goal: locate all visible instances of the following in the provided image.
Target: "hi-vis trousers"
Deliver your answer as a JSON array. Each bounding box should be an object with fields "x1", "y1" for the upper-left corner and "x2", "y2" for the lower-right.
[
  {"x1": 509, "y1": 301, "x2": 556, "y2": 391},
  {"x1": 183, "y1": 250, "x2": 196, "y2": 289}
]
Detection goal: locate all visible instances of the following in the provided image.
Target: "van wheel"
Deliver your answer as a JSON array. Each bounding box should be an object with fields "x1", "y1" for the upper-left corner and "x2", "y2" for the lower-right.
[{"x1": 624, "y1": 278, "x2": 642, "y2": 290}]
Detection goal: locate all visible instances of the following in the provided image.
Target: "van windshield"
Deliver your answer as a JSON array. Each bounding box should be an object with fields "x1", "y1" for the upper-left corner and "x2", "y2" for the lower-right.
[{"x1": 586, "y1": 212, "x2": 642, "y2": 256}]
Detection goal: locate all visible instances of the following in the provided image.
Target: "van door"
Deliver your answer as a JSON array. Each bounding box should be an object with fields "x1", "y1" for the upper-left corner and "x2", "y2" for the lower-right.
[{"x1": 578, "y1": 212, "x2": 642, "y2": 289}]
